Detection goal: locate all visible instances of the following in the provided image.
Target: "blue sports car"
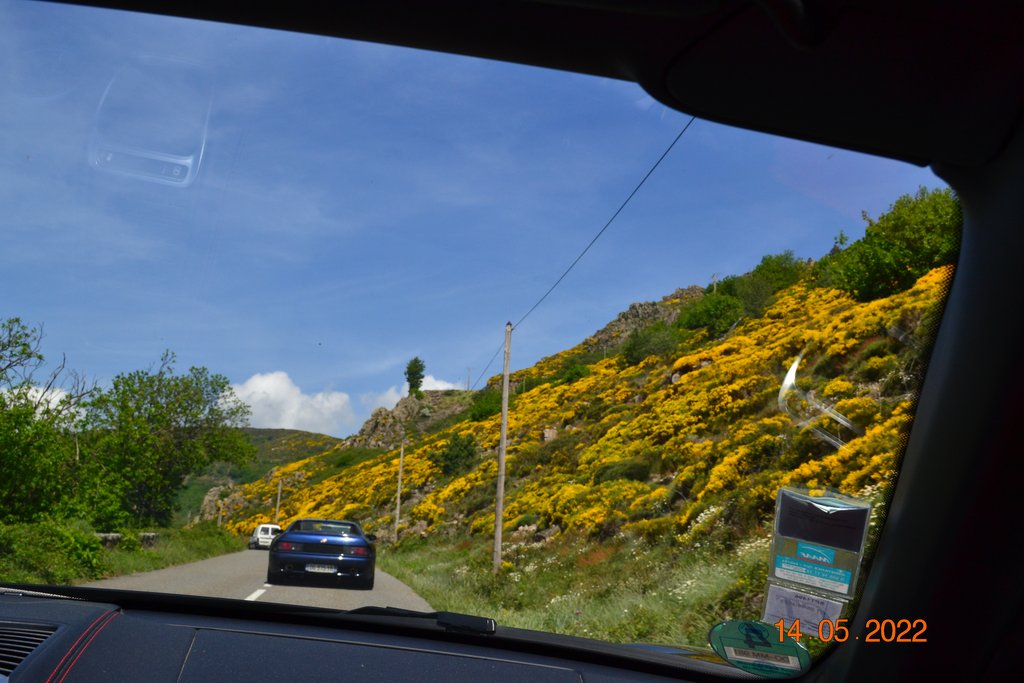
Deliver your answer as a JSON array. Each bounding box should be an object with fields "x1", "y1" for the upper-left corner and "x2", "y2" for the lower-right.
[{"x1": 266, "y1": 518, "x2": 377, "y2": 589}]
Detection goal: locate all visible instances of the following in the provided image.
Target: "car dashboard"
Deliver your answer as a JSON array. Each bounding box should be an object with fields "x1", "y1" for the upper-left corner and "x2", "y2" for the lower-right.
[{"x1": 0, "y1": 587, "x2": 749, "y2": 682}]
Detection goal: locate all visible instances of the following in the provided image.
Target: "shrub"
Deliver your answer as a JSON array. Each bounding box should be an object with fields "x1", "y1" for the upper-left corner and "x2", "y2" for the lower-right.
[
  {"x1": 712, "y1": 252, "x2": 807, "y2": 317},
  {"x1": 0, "y1": 518, "x2": 103, "y2": 583},
  {"x1": 469, "y1": 389, "x2": 504, "y2": 421},
  {"x1": 432, "y1": 433, "x2": 479, "y2": 476},
  {"x1": 592, "y1": 458, "x2": 650, "y2": 484},
  {"x1": 621, "y1": 322, "x2": 681, "y2": 366},
  {"x1": 558, "y1": 364, "x2": 590, "y2": 383},
  {"x1": 676, "y1": 294, "x2": 744, "y2": 337}
]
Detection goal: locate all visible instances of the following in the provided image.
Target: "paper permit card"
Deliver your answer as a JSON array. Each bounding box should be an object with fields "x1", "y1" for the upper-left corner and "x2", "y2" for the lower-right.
[{"x1": 762, "y1": 583, "x2": 845, "y2": 633}]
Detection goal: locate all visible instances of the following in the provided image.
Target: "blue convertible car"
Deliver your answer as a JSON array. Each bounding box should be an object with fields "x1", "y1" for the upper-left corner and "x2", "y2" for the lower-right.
[{"x1": 266, "y1": 519, "x2": 377, "y2": 590}]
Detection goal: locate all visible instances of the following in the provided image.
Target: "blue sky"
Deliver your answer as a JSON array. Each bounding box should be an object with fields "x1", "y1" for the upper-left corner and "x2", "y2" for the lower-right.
[{"x1": 1, "y1": 1, "x2": 944, "y2": 436}]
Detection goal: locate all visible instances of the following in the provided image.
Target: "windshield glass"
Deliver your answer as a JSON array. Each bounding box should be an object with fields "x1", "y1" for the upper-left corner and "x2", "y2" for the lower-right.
[{"x1": 1, "y1": 0, "x2": 956, "y2": 671}]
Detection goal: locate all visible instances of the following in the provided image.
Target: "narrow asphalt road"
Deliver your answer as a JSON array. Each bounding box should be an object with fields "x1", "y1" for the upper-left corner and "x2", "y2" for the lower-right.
[{"x1": 83, "y1": 549, "x2": 432, "y2": 612}]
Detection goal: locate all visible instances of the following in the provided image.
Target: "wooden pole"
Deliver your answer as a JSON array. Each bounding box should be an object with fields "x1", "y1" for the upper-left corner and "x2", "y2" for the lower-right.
[
  {"x1": 395, "y1": 436, "x2": 405, "y2": 541},
  {"x1": 493, "y1": 322, "x2": 512, "y2": 574},
  {"x1": 274, "y1": 479, "x2": 282, "y2": 524}
]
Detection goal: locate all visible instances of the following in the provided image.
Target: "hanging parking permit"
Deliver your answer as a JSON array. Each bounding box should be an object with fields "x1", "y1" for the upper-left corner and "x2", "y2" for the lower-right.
[
  {"x1": 708, "y1": 620, "x2": 811, "y2": 678},
  {"x1": 770, "y1": 488, "x2": 871, "y2": 599}
]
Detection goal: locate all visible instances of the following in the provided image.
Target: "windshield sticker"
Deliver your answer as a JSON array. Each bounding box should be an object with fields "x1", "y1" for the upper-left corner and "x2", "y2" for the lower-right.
[
  {"x1": 762, "y1": 584, "x2": 845, "y2": 633},
  {"x1": 708, "y1": 620, "x2": 810, "y2": 678},
  {"x1": 774, "y1": 556, "x2": 852, "y2": 594}
]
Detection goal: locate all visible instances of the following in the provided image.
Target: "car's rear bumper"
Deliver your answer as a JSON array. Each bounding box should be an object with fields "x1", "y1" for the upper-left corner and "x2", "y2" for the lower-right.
[{"x1": 268, "y1": 553, "x2": 374, "y2": 580}]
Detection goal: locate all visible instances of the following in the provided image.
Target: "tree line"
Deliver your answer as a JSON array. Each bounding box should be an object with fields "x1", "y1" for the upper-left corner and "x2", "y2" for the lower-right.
[
  {"x1": 0, "y1": 321, "x2": 253, "y2": 529},
  {"x1": 619, "y1": 187, "x2": 960, "y2": 366}
]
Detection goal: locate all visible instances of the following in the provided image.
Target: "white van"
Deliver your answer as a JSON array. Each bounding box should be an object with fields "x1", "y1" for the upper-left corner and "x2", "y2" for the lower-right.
[{"x1": 248, "y1": 524, "x2": 281, "y2": 549}]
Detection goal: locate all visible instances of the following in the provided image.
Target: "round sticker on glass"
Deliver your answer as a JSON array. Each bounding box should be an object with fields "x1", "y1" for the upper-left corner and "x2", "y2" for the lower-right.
[{"x1": 708, "y1": 620, "x2": 811, "y2": 678}]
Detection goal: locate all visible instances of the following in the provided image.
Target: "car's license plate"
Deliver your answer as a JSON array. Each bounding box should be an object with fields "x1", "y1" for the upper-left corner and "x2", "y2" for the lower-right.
[{"x1": 305, "y1": 564, "x2": 335, "y2": 574}]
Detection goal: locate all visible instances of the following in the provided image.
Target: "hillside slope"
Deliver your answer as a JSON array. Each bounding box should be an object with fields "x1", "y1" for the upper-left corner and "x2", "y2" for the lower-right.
[{"x1": 227, "y1": 267, "x2": 947, "y2": 541}]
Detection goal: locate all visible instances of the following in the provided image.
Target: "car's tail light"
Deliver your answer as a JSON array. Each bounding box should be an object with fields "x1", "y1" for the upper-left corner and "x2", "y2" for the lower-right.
[
  {"x1": 348, "y1": 546, "x2": 368, "y2": 556},
  {"x1": 278, "y1": 542, "x2": 301, "y2": 551}
]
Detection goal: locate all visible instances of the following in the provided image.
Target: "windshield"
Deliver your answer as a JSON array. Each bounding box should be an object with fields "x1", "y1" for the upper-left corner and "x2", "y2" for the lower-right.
[{"x1": 0, "y1": 0, "x2": 956, "y2": 672}]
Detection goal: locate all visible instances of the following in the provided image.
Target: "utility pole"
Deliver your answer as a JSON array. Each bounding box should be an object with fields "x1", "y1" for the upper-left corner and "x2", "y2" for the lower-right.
[
  {"x1": 274, "y1": 479, "x2": 282, "y2": 524},
  {"x1": 493, "y1": 322, "x2": 512, "y2": 574},
  {"x1": 395, "y1": 435, "x2": 405, "y2": 541},
  {"x1": 467, "y1": 368, "x2": 472, "y2": 391}
]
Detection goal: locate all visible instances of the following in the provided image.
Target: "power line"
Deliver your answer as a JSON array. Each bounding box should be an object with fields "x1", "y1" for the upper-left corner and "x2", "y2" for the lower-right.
[
  {"x1": 471, "y1": 340, "x2": 505, "y2": 390},
  {"x1": 512, "y1": 116, "x2": 697, "y2": 330},
  {"x1": 470, "y1": 116, "x2": 697, "y2": 390}
]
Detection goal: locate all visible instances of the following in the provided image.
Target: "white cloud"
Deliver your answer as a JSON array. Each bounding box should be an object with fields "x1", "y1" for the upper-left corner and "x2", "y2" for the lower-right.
[
  {"x1": 422, "y1": 374, "x2": 462, "y2": 391},
  {"x1": 359, "y1": 374, "x2": 464, "y2": 413},
  {"x1": 233, "y1": 371, "x2": 357, "y2": 437},
  {"x1": 27, "y1": 385, "x2": 69, "y2": 409},
  {"x1": 360, "y1": 386, "x2": 403, "y2": 412},
  {"x1": 0, "y1": 386, "x2": 74, "y2": 417}
]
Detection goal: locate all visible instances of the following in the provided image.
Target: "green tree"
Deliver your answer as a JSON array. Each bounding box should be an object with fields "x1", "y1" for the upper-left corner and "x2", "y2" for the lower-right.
[
  {"x1": 405, "y1": 357, "x2": 426, "y2": 397},
  {"x1": 749, "y1": 250, "x2": 808, "y2": 293},
  {"x1": 81, "y1": 351, "x2": 254, "y2": 526},
  {"x1": 621, "y1": 322, "x2": 681, "y2": 366},
  {"x1": 815, "y1": 187, "x2": 961, "y2": 301},
  {"x1": 1, "y1": 317, "x2": 44, "y2": 386},
  {"x1": 716, "y1": 252, "x2": 808, "y2": 316},
  {"x1": 0, "y1": 317, "x2": 92, "y2": 523},
  {"x1": 677, "y1": 294, "x2": 744, "y2": 337},
  {"x1": 0, "y1": 388, "x2": 78, "y2": 523}
]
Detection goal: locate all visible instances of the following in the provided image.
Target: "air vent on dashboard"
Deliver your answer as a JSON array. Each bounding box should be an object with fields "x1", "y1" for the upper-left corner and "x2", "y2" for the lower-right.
[{"x1": 0, "y1": 622, "x2": 58, "y2": 677}]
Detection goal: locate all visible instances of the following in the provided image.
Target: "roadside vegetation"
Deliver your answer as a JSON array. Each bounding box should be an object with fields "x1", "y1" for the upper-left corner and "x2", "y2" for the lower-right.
[
  {"x1": 0, "y1": 522, "x2": 244, "y2": 585},
  {"x1": 1, "y1": 318, "x2": 255, "y2": 585},
  {"x1": 378, "y1": 532, "x2": 770, "y2": 646}
]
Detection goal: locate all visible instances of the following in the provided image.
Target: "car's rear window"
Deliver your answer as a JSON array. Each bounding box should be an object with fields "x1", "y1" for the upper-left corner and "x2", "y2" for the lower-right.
[{"x1": 294, "y1": 521, "x2": 357, "y2": 536}]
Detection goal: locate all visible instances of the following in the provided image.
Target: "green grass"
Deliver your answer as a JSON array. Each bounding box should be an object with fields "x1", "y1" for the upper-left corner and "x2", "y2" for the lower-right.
[
  {"x1": 377, "y1": 531, "x2": 770, "y2": 648},
  {"x1": 0, "y1": 520, "x2": 245, "y2": 585},
  {"x1": 97, "y1": 524, "x2": 247, "y2": 579}
]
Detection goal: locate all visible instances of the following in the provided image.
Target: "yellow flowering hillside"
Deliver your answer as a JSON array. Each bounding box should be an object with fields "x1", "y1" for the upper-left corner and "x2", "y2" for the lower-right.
[{"x1": 225, "y1": 264, "x2": 951, "y2": 552}]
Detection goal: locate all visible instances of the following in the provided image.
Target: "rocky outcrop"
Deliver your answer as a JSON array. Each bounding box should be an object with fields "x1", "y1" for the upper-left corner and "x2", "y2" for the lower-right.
[
  {"x1": 198, "y1": 484, "x2": 246, "y2": 522},
  {"x1": 344, "y1": 390, "x2": 475, "y2": 450},
  {"x1": 583, "y1": 285, "x2": 704, "y2": 351}
]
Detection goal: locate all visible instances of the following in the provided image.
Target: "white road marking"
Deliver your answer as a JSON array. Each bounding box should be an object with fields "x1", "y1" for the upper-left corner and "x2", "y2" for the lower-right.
[{"x1": 245, "y1": 589, "x2": 266, "y2": 601}]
